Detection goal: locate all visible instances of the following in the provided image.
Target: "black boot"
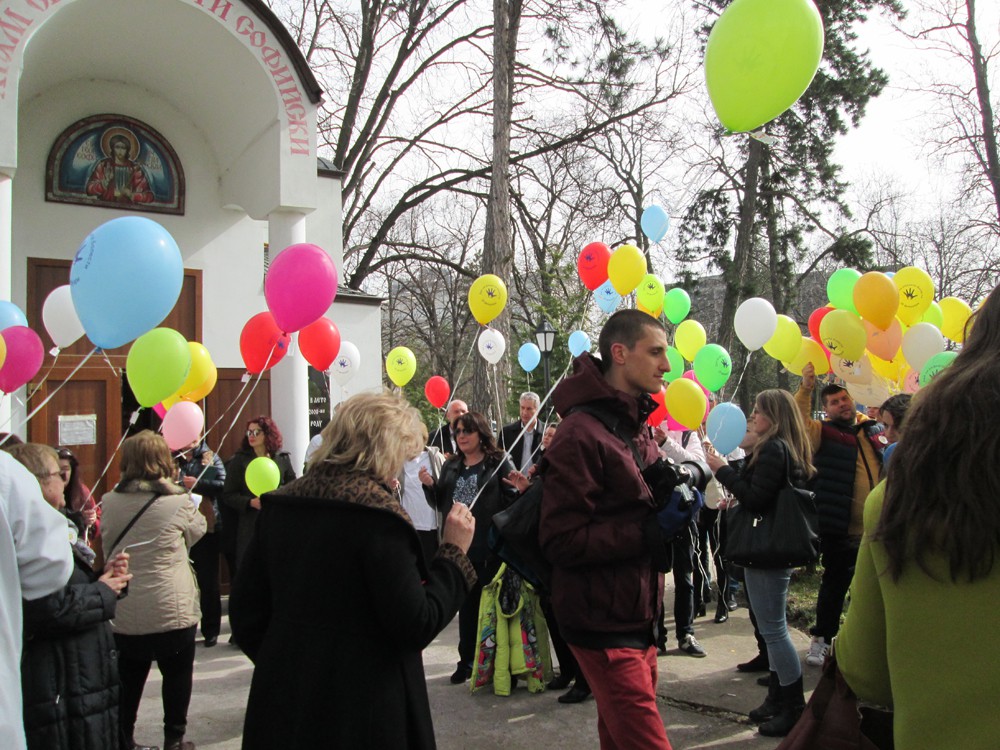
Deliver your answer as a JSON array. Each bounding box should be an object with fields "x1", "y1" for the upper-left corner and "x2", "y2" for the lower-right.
[
  {"x1": 714, "y1": 598, "x2": 729, "y2": 623},
  {"x1": 758, "y1": 677, "x2": 805, "y2": 737},
  {"x1": 736, "y1": 652, "x2": 770, "y2": 672},
  {"x1": 748, "y1": 671, "x2": 780, "y2": 723}
]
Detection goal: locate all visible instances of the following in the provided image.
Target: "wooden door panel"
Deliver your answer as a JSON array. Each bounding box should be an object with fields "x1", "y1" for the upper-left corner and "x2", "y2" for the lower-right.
[{"x1": 205, "y1": 368, "x2": 271, "y2": 466}]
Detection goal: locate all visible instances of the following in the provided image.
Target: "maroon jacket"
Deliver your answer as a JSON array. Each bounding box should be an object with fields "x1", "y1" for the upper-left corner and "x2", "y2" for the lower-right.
[{"x1": 539, "y1": 354, "x2": 663, "y2": 648}]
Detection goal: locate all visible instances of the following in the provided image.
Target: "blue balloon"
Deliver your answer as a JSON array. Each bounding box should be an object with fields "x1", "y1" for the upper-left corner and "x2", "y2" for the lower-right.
[
  {"x1": 568, "y1": 330, "x2": 592, "y2": 357},
  {"x1": 640, "y1": 205, "x2": 670, "y2": 243},
  {"x1": 70, "y1": 218, "x2": 184, "y2": 349},
  {"x1": 706, "y1": 402, "x2": 747, "y2": 455},
  {"x1": 594, "y1": 279, "x2": 622, "y2": 314},
  {"x1": 518, "y1": 342, "x2": 541, "y2": 373},
  {"x1": 0, "y1": 301, "x2": 28, "y2": 331}
]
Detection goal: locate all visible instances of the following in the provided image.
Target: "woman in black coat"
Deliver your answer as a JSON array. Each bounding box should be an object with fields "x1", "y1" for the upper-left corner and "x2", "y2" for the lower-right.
[
  {"x1": 418, "y1": 410, "x2": 518, "y2": 684},
  {"x1": 229, "y1": 392, "x2": 476, "y2": 750},
  {"x1": 221, "y1": 416, "x2": 296, "y2": 573}
]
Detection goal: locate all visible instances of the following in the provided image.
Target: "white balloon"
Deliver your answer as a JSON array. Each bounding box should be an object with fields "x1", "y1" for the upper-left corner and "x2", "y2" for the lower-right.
[
  {"x1": 478, "y1": 328, "x2": 506, "y2": 365},
  {"x1": 848, "y1": 380, "x2": 890, "y2": 409},
  {"x1": 734, "y1": 297, "x2": 777, "y2": 351},
  {"x1": 901, "y1": 322, "x2": 945, "y2": 372},
  {"x1": 331, "y1": 340, "x2": 361, "y2": 386},
  {"x1": 42, "y1": 285, "x2": 85, "y2": 349}
]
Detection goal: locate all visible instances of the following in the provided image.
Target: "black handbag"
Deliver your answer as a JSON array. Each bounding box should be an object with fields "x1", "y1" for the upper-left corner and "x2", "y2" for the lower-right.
[
  {"x1": 488, "y1": 479, "x2": 551, "y2": 592},
  {"x1": 725, "y1": 442, "x2": 820, "y2": 568}
]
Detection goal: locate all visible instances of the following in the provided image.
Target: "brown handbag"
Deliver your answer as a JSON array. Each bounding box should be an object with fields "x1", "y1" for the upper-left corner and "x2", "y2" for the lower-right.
[{"x1": 777, "y1": 654, "x2": 894, "y2": 750}]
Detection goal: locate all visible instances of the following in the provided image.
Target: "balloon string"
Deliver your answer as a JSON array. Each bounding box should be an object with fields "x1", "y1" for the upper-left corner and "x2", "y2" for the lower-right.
[
  {"x1": 723, "y1": 350, "x2": 753, "y2": 403},
  {"x1": 100, "y1": 349, "x2": 118, "y2": 375},
  {"x1": 91, "y1": 409, "x2": 143, "y2": 509},
  {"x1": 489, "y1": 364, "x2": 504, "y2": 435},
  {"x1": 201, "y1": 375, "x2": 253, "y2": 442},
  {"x1": 0, "y1": 348, "x2": 98, "y2": 444},
  {"x1": 26, "y1": 351, "x2": 61, "y2": 402}
]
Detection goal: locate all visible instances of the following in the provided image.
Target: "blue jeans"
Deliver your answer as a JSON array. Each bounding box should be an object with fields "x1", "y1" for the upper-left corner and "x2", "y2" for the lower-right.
[{"x1": 743, "y1": 567, "x2": 801, "y2": 686}]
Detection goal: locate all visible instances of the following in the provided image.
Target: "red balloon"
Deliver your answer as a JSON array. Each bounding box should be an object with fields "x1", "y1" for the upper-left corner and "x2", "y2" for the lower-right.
[
  {"x1": 240, "y1": 312, "x2": 290, "y2": 374},
  {"x1": 577, "y1": 242, "x2": 611, "y2": 291},
  {"x1": 808, "y1": 306, "x2": 834, "y2": 343},
  {"x1": 424, "y1": 375, "x2": 450, "y2": 409},
  {"x1": 647, "y1": 388, "x2": 668, "y2": 427},
  {"x1": 0, "y1": 326, "x2": 44, "y2": 393},
  {"x1": 298, "y1": 317, "x2": 341, "y2": 371}
]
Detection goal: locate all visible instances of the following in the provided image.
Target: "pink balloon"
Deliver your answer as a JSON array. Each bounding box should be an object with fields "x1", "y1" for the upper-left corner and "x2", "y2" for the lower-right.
[
  {"x1": 0, "y1": 327, "x2": 44, "y2": 393},
  {"x1": 264, "y1": 244, "x2": 338, "y2": 333},
  {"x1": 160, "y1": 401, "x2": 205, "y2": 451},
  {"x1": 153, "y1": 403, "x2": 167, "y2": 419}
]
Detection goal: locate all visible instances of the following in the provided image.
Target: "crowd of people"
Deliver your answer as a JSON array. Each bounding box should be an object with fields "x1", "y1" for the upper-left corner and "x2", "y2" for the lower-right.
[{"x1": 1, "y1": 283, "x2": 997, "y2": 750}]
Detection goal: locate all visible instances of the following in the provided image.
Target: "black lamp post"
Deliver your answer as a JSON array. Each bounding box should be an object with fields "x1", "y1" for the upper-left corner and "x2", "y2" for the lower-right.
[{"x1": 535, "y1": 318, "x2": 557, "y2": 394}]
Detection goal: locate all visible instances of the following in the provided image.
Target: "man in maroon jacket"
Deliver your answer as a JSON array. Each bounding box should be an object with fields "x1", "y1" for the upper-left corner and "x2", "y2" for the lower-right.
[{"x1": 539, "y1": 309, "x2": 674, "y2": 750}]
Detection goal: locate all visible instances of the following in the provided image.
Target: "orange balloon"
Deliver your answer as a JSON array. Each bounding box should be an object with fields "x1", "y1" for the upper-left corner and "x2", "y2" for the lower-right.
[
  {"x1": 853, "y1": 272, "x2": 898, "y2": 330},
  {"x1": 863, "y1": 318, "x2": 902, "y2": 362}
]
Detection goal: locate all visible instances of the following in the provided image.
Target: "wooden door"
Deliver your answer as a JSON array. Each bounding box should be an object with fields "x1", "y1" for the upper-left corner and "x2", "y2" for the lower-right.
[{"x1": 205, "y1": 368, "x2": 272, "y2": 466}]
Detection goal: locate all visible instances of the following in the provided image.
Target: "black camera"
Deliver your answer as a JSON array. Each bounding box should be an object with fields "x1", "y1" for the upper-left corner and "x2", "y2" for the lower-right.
[{"x1": 641, "y1": 456, "x2": 712, "y2": 509}]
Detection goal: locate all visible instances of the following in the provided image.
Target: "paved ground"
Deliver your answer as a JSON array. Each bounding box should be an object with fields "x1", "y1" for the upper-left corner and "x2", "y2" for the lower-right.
[{"x1": 134, "y1": 583, "x2": 820, "y2": 749}]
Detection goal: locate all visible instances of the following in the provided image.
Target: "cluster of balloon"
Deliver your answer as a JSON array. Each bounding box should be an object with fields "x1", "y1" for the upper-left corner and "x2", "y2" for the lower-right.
[
  {"x1": 568, "y1": 330, "x2": 591, "y2": 357},
  {"x1": 468, "y1": 274, "x2": 508, "y2": 326},
  {"x1": 704, "y1": 0, "x2": 825, "y2": 134},
  {"x1": 298, "y1": 318, "x2": 342, "y2": 371},
  {"x1": 385, "y1": 346, "x2": 417, "y2": 387},
  {"x1": 240, "y1": 312, "x2": 291, "y2": 374},
  {"x1": 478, "y1": 328, "x2": 506, "y2": 365},
  {"x1": 424, "y1": 375, "x2": 450, "y2": 409},
  {"x1": 264, "y1": 244, "x2": 338, "y2": 334},
  {"x1": 246, "y1": 456, "x2": 281, "y2": 496},
  {"x1": 640, "y1": 205, "x2": 671, "y2": 243},
  {"x1": 517, "y1": 343, "x2": 541, "y2": 373},
  {"x1": 153, "y1": 341, "x2": 219, "y2": 449},
  {"x1": 735, "y1": 296, "x2": 830, "y2": 377},
  {"x1": 331, "y1": 341, "x2": 361, "y2": 387},
  {"x1": 71, "y1": 217, "x2": 184, "y2": 349}
]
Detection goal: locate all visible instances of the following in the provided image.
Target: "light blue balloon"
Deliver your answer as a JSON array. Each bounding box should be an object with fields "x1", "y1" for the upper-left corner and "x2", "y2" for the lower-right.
[
  {"x1": 70, "y1": 217, "x2": 184, "y2": 350},
  {"x1": 568, "y1": 330, "x2": 592, "y2": 357},
  {"x1": 595, "y1": 279, "x2": 621, "y2": 314},
  {"x1": 706, "y1": 402, "x2": 746, "y2": 455},
  {"x1": 518, "y1": 342, "x2": 541, "y2": 373},
  {"x1": 0, "y1": 301, "x2": 28, "y2": 331},
  {"x1": 640, "y1": 205, "x2": 670, "y2": 243}
]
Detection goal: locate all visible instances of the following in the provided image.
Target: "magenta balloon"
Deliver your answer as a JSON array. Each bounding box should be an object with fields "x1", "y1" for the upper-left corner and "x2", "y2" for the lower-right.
[
  {"x1": 0, "y1": 326, "x2": 44, "y2": 393},
  {"x1": 264, "y1": 244, "x2": 338, "y2": 333}
]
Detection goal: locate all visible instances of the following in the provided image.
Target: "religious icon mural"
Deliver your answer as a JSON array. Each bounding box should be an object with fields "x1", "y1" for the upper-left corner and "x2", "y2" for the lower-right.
[{"x1": 45, "y1": 114, "x2": 184, "y2": 214}]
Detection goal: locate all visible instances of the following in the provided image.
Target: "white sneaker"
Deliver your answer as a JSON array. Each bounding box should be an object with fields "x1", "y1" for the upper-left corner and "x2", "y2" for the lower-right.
[{"x1": 806, "y1": 636, "x2": 828, "y2": 666}]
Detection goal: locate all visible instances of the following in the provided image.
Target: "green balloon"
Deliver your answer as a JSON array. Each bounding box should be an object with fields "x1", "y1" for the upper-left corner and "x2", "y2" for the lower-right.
[
  {"x1": 920, "y1": 300, "x2": 943, "y2": 329},
  {"x1": 125, "y1": 328, "x2": 191, "y2": 407},
  {"x1": 918, "y1": 350, "x2": 957, "y2": 388},
  {"x1": 704, "y1": 0, "x2": 825, "y2": 133},
  {"x1": 246, "y1": 456, "x2": 281, "y2": 497},
  {"x1": 827, "y1": 268, "x2": 861, "y2": 314},
  {"x1": 636, "y1": 274, "x2": 666, "y2": 312},
  {"x1": 662, "y1": 346, "x2": 686, "y2": 383},
  {"x1": 693, "y1": 343, "x2": 733, "y2": 392},
  {"x1": 663, "y1": 288, "x2": 691, "y2": 325}
]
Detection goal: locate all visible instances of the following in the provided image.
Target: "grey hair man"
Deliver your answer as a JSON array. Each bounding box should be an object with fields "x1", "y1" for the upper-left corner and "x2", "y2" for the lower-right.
[{"x1": 500, "y1": 392, "x2": 543, "y2": 472}]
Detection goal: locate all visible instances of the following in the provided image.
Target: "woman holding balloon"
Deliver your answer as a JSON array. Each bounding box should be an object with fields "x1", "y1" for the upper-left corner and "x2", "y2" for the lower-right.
[{"x1": 222, "y1": 417, "x2": 296, "y2": 573}]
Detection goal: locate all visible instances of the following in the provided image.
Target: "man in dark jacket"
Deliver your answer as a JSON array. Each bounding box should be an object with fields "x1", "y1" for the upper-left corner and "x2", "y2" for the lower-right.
[
  {"x1": 795, "y1": 362, "x2": 885, "y2": 667},
  {"x1": 539, "y1": 309, "x2": 673, "y2": 749},
  {"x1": 177, "y1": 439, "x2": 226, "y2": 647},
  {"x1": 499, "y1": 392, "x2": 544, "y2": 472}
]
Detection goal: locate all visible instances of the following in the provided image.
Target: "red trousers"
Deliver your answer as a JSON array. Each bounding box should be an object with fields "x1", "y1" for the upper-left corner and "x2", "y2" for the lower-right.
[{"x1": 570, "y1": 644, "x2": 673, "y2": 750}]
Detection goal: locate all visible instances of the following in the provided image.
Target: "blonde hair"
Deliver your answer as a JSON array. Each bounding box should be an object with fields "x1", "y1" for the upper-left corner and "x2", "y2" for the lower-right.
[
  {"x1": 8, "y1": 443, "x2": 59, "y2": 478},
  {"x1": 119, "y1": 430, "x2": 176, "y2": 483},
  {"x1": 751, "y1": 390, "x2": 816, "y2": 478},
  {"x1": 309, "y1": 391, "x2": 427, "y2": 482}
]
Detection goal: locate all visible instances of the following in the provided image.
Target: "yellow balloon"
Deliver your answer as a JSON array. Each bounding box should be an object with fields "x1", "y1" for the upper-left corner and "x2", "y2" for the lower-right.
[
  {"x1": 819, "y1": 309, "x2": 866, "y2": 360},
  {"x1": 665, "y1": 378, "x2": 707, "y2": 430},
  {"x1": 468, "y1": 274, "x2": 508, "y2": 325},
  {"x1": 674, "y1": 320, "x2": 707, "y2": 362},
  {"x1": 636, "y1": 274, "x2": 666, "y2": 311},
  {"x1": 636, "y1": 301, "x2": 663, "y2": 319},
  {"x1": 939, "y1": 296, "x2": 972, "y2": 342},
  {"x1": 785, "y1": 337, "x2": 830, "y2": 376},
  {"x1": 853, "y1": 272, "x2": 898, "y2": 331},
  {"x1": 0, "y1": 335, "x2": 6, "y2": 371},
  {"x1": 763, "y1": 315, "x2": 802, "y2": 362},
  {"x1": 172, "y1": 343, "x2": 216, "y2": 401},
  {"x1": 385, "y1": 346, "x2": 417, "y2": 387},
  {"x1": 870, "y1": 353, "x2": 902, "y2": 382},
  {"x1": 607, "y1": 244, "x2": 647, "y2": 296},
  {"x1": 893, "y1": 266, "x2": 934, "y2": 325},
  {"x1": 186, "y1": 364, "x2": 218, "y2": 403}
]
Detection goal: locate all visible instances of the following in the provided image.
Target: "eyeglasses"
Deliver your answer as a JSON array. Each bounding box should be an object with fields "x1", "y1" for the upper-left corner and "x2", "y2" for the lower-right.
[
  {"x1": 453, "y1": 428, "x2": 477, "y2": 436},
  {"x1": 247, "y1": 429, "x2": 263, "y2": 437}
]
